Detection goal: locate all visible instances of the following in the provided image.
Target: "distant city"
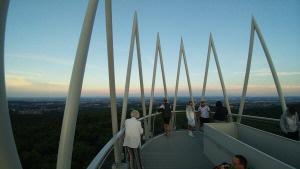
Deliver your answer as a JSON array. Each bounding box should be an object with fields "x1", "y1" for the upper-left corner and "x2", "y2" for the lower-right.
[{"x1": 8, "y1": 96, "x2": 300, "y2": 115}]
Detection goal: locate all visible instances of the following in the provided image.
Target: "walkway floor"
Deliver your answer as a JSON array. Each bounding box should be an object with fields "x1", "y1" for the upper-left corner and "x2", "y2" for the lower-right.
[{"x1": 141, "y1": 131, "x2": 214, "y2": 169}]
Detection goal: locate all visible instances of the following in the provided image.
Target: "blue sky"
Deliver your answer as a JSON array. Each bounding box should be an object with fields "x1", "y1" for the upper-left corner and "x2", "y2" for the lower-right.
[{"x1": 4, "y1": 0, "x2": 300, "y2": 97}]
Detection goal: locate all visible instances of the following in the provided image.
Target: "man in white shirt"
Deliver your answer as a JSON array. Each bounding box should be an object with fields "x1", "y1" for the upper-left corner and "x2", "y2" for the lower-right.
[
  {"x1": 198, "y1": 101, "x2": 210, "y2": 128},
  {"x1": 123, "y1": 110, "x2": 144, "y2": 169}
]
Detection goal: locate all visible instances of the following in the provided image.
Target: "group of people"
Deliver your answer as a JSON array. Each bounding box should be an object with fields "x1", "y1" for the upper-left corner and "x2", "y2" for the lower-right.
[
  {"x1": 186, "y1": 100, "x2": 228, "y2": 137},
  {"x1": 121, "y1": 98, "x2": 299, "y2": 169}
]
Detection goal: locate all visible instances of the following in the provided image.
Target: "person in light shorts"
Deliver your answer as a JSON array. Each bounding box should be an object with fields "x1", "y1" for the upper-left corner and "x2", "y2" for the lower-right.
[{"x1": 186, "y1": 101, "x2": 196, "y2": 137}]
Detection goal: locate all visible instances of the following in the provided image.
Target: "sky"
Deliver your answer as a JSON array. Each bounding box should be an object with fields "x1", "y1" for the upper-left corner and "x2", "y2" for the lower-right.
[{"x1": 4, "y1": 0, "x2": 300, "y2": 97}]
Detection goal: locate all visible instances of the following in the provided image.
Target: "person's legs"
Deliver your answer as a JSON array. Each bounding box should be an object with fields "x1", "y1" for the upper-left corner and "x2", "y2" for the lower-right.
[
  {"x1": 203, "y1": 118, "x2": 209, "y2": 124},
  {"x1": 133, "y1": 148, "x2": 143, "y2": 169},
  {"x1": 125, "y1": 146, "x2": 134, "y2": 169},
  {"x1": 200, "y1": 117, "x2": 204, "y2": 127}
]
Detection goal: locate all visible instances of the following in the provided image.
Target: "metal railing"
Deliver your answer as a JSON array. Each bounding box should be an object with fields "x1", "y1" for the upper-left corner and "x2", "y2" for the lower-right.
[
  {"x1": 87, "y1": 112, "x2": 162, "y2": 169},
  {"x1": 87, "y1": 109, "x2": 295, "y2": 169}
]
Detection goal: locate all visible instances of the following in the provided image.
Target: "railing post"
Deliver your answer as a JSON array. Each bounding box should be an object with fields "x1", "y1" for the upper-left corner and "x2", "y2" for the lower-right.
[
  {"x1": 56, "y1": 1, "x2": 98, "y2": 168},
  {"x1": 0, "y1": 0, "x2": 23, "y2": 168}
]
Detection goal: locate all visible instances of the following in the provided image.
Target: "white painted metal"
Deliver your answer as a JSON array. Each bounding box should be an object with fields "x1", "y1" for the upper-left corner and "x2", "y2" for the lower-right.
[
  {"x1": 202, "y1": 33, "x2": 233, "y2": 122},
  {"x1": 88, "y1": 113, "x2": 159, "y2": 169},
  {"x1": 238, "y1": 16, "x2": 287, "y2": 123},
  {"x1": 172, "y1": 38, "x2": 194, "y2": 129},
  {"x1": 252, "y1": 17, "x2": 287, "y2": 114},
  {"x1": 201, "y1": 34, "x2": 211, "y2": 102},
  {"x1": 56, "y1": 1, "x2": 98, "y2": 168},
  {"x1": 0, "y1": 0, "x2": 23, "y2": 169},
  {"x1": 148, "y1": 33, "x2": 168, "y2": 133},
  {"x1": 120, "y1": 12, "x2": 148, "y2": 138},
  {"x1": 135, "y1": 13, "x2": 148, "y2": 138},
  {"x1": 105, "y1": 0, "x2": 121, "y2": 164}
]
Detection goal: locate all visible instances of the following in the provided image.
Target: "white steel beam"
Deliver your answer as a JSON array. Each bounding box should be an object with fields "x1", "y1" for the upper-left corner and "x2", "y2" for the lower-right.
[
  {"x1": 252, "y1": 17, "x2": 287, "y2": 114},
  {"x1": 210, "y1": 34, "x2": 233, "y2": 122},
  {"x1": 172, "y1": 38, "x2": 194, "y2": 129},
  {"x1": 120, "y1": 12, "x2": 148, "y2": 138},
  {"x1": 56, "y1": 1, "x2": 98, "y2": 168},
  {"x1": 0, "y1": 0, "x2": 23, "y2": 168},
  {"x1": 105, "y1": 0, "x2": 121, "y2": 164},
  {"x1": 238, "y1": 17, "x2": 286, "y2": 123},
  {"x1": 202, "y1": 33, "x2": 233, "y2": 122},
  {"x1": 148, "y1": 33, "x2": 168, "y2": 133}
]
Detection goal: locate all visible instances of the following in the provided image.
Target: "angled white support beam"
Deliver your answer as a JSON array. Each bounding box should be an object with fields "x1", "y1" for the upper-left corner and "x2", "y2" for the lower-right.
[
  {"x1": 105, "y1": 0, "x2": 121, "y2": 164},
  {"x1": 237, "y1": 16, "x2": 287, "y2": 123},
  {"x1": 202, "y1": 33, "x2": 233, "y2": 122},
  {"x1": 120, "y1": 12, "x2": 148, "y2": 138},
  {"x1": 172, "y1": 38, "x2": 194, "y2": 129},
  {"x1": 0, "y1": 0, "x2": 23, "y2": 169},
  {"x1": 56, "y1": 0, "x2": 98, "y2": 168},
  {"x1": 148, "y1": 33, "x2": 168, "y2": 132}
]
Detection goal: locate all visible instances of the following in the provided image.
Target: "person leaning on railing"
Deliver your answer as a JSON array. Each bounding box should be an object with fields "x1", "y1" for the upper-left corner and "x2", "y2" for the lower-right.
[
  {"x1": 157, "y1": 98, "x2": 172, "y2": 137},
  {"x1": 123, "y1": 110, "x2": 144, "y2": 169},
  {"x1": 280, "y1": 107, "x2": 299, "y2": 141}
]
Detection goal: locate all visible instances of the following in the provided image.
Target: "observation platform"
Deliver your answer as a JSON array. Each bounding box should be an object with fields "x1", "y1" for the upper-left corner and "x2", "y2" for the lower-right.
[{"x1": 141, "y1": 131, "x2": 214, "y2": 169}]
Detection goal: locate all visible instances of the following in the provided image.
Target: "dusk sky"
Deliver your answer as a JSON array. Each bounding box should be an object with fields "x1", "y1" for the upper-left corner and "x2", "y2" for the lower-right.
[{"x1": 4, "y1": 0, "x2": 300, "y2": 97}]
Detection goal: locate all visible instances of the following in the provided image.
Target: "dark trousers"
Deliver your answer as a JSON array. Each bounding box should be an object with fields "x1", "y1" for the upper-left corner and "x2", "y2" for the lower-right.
[
  {"x1": 200, "y1": 117, "x2": 209, "y2": 127},
  {"x1": 286, "y1": 131, "x2": 299, "y2": 141},
  {"x1": 124, "y1": 146, "x2": 143, "y2": 169}
]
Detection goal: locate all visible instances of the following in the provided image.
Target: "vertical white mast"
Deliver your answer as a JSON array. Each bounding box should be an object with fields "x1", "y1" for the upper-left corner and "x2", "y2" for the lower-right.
[
  {"x1": 172, "y1": 38, "x2": 194, "y2": 129},
  {"x1": 120, "y1": 12, "x2": 148, "y2": 137},
  {"x1": 105, "y1": 0, "x2": 121, "y2": 164},
  {"x1": 202, "y1": 33, "x2": 233, "y2": 122},
  {"x1": 0, "y1": 0, "x2": 23, "y2": 168},
  {"x1": 57, "y1": 1, "x2": 98, "y2": 168},
  {"x1": 148, "y1": 33, "x2": 168, "y2": 133},
  {"x1": 237, "y1": 17, "x2": 286, "y2": 123}
]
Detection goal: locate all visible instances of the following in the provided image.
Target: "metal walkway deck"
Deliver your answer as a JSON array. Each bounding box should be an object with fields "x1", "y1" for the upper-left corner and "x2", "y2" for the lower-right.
[{"x1": 141, "y1": 131, "x2": 214, "y2": 169}]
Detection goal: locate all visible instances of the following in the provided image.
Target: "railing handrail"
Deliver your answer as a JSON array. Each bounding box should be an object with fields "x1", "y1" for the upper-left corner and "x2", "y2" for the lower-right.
[
  {"x1": 88, "y1": 110, "x2": 299, "y2": 169},
  {"x1": 87, "y1": 113, "x2": 161, "y2": 169},
  {"x1": 174, "y1": 110, "x2": 300, "y2": 124}
]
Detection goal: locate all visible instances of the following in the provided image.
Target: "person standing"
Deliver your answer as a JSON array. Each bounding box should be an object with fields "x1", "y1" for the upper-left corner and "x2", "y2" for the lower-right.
[
  {"x1": 123, "y1": 110, "x2": 144, "y2": 169},
  {"x1": 213, "y1": 101, "x2": 228, "y2": 123},
  {"x1": 157, "y1": 98, "x2": 172, "y2": 137},
  {"x1": 198, "y1": 101, "x2": 210, "y2": 128},
  {"x1": 186, "y1": 101, "x2": 196, "y2": 137},
  {"x1": 280, "y1": 107, "x2": 299, "y2": 141}
]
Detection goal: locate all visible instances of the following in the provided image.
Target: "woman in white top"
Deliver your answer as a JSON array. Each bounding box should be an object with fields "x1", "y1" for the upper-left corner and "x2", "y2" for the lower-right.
[
  {"x1": 123, "y1": 110, "x2": 144, "y2": 169},
  {"x1": 280, "y1": 107, "x2": 299, "y2": 141}
]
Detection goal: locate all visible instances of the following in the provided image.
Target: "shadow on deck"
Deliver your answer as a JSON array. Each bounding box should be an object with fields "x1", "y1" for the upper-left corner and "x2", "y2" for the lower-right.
[{"x1": 141, "y1": 131, "x2": 214, "y2": 169}]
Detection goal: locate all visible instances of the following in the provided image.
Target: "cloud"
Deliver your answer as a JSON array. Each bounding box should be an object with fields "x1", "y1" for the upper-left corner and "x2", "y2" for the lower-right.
[
  {"x1": 6, "y1": 75, "x2": 32, "y2": 87},
  {"x1": 9, "y1": 53, "x2": 72, "y2": 66},
  {"x1": 6, "y1": 74, "x2": 67, "y2": 89},
  {"x1": 233, "y1": 68, "x2": 300, "y2": 77},
  {"x1": 8, "y1": 71, "x2": 42, "y2": 79}
]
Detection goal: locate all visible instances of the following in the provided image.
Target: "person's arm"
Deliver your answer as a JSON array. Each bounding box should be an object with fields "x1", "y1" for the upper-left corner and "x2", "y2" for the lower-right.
[
  {"x1": 139, "y1": 122, "x2": 143, "y2": 135},
  {"x1": 280, "y1": 114, "x2": 287, "y2": 134}
]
